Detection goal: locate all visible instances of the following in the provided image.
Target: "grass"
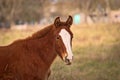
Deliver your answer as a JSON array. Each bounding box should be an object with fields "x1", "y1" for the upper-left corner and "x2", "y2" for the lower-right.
[{"x1": 0, "y1": 23, "x2": 120, "y2": 80}]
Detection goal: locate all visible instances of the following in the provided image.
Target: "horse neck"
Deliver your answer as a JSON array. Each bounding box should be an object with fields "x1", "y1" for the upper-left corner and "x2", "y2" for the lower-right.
[
  {"x1": 42, "y1": 27, "x2": 57, "y2": 66},
  {"x1": 27, "y1": 25, "x2": 57, "y2": 67}
]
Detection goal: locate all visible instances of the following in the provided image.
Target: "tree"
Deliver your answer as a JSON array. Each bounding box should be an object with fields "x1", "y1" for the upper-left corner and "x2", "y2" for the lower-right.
[
  {"x1": 0, "y1": 0, "x2": 45, "y2": 25},
  {"x1": 76, "y1": 0, "x2": 98, "y2": 23},
  {"x1": 0, "y1": 0, "x2": 24, "y2": 26}
]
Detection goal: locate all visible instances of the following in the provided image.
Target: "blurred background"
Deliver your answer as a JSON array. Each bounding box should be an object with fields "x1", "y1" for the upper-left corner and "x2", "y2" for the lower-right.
[
  {"x1": 0, "y1": 0, "x2": 120, "y2": 28},
  {"x1": 0, "y1": 0, "x2": 120, "y2": 80}
]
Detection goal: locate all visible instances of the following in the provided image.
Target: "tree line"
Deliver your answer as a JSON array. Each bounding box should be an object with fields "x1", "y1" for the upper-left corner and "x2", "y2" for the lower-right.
[{"x1": 0, "y1": 0, "x2": 120, "y2": 27}]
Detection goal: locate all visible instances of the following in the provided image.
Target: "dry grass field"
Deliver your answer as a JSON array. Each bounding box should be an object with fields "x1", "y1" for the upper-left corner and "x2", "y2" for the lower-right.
[{"x1": 0, "y1": 23, "x2": 120, "y2": 80}]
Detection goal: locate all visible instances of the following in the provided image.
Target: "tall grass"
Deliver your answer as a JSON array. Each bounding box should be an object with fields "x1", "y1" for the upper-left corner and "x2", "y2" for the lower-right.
[{"x1": 0, "y1": 23, "x2": 120, "y2": 80}]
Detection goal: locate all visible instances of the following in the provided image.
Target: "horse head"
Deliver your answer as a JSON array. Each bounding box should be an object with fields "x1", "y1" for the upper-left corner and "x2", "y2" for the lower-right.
[{"x1": 54, "y1": 16, "x2": 73, "y2": 65}]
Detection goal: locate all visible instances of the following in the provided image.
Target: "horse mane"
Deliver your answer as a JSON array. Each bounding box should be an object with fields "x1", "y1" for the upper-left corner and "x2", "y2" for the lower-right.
[
  {"x1": 28, "y1": 24, "x2": 54, "y2": 39},
  {"x1": 10, "y1": 24, "x2": 54, "y2": 45}
]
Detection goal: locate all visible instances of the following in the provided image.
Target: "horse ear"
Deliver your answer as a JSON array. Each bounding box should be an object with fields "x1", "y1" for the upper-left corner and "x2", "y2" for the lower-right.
[
  {"x1": 54, "y1": 17, "x2": 60, "y2": 27},
  {"x1": 66, "y1": 15, "x2": 73, "y2": 26}
]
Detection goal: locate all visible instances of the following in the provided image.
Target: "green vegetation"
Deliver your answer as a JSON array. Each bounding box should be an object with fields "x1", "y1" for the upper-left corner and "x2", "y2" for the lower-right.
[{"x1": 0, "y1": 23, "x2": 120, "y2": 80}]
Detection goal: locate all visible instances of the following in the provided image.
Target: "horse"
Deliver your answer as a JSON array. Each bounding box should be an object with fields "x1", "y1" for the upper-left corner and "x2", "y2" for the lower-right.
[{"x1": 0, "y1": 16, "x2": 73, "y2": 80}]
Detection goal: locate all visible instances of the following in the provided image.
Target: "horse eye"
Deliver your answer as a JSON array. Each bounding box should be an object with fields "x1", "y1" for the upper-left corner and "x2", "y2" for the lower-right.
[{"x1": 57, "y1": 35, "x2": 60, "y2": 39}]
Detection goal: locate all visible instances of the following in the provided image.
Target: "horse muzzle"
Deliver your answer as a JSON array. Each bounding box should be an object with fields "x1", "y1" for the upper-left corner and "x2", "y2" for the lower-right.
[
  {"x1": 65, "y1": 58, "x2": 72, "y2": 65},
  {"x1": 64, "y1": 56, "x2": 73, "y2": 65}
]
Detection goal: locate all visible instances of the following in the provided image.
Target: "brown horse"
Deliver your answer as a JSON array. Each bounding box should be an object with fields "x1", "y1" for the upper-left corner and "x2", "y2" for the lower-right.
[{"x1": 0, "y1": 16, "x2": 73, "y2": 80}]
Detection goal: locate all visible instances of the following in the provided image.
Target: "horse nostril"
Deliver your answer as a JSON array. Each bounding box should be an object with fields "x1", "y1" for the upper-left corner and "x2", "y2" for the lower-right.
[{"x1": 66, "y1": 55, "x2": 73, "y2": 61}]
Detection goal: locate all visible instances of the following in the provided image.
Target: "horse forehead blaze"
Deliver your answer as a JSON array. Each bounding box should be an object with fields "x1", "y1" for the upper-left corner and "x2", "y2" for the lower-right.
[{"x1": 59, "y1": 29, "x2": 73, "y2": 60}]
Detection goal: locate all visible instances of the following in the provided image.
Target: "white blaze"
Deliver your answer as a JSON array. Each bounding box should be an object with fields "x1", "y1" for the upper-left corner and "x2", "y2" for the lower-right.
[{"x1": 59, "y1": 29, "x2": 73, "y2": 60}]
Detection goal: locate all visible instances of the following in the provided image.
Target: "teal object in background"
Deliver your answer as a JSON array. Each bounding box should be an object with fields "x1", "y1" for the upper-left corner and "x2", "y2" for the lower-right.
[{"x1": 73, "y1": 14, "x2": 81, "y2": 24}]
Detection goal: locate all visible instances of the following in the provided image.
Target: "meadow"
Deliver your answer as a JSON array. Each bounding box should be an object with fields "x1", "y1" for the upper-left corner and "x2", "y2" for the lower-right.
[{"x1": 0, "y1": 23, "x2": 120, "y2": 80}]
